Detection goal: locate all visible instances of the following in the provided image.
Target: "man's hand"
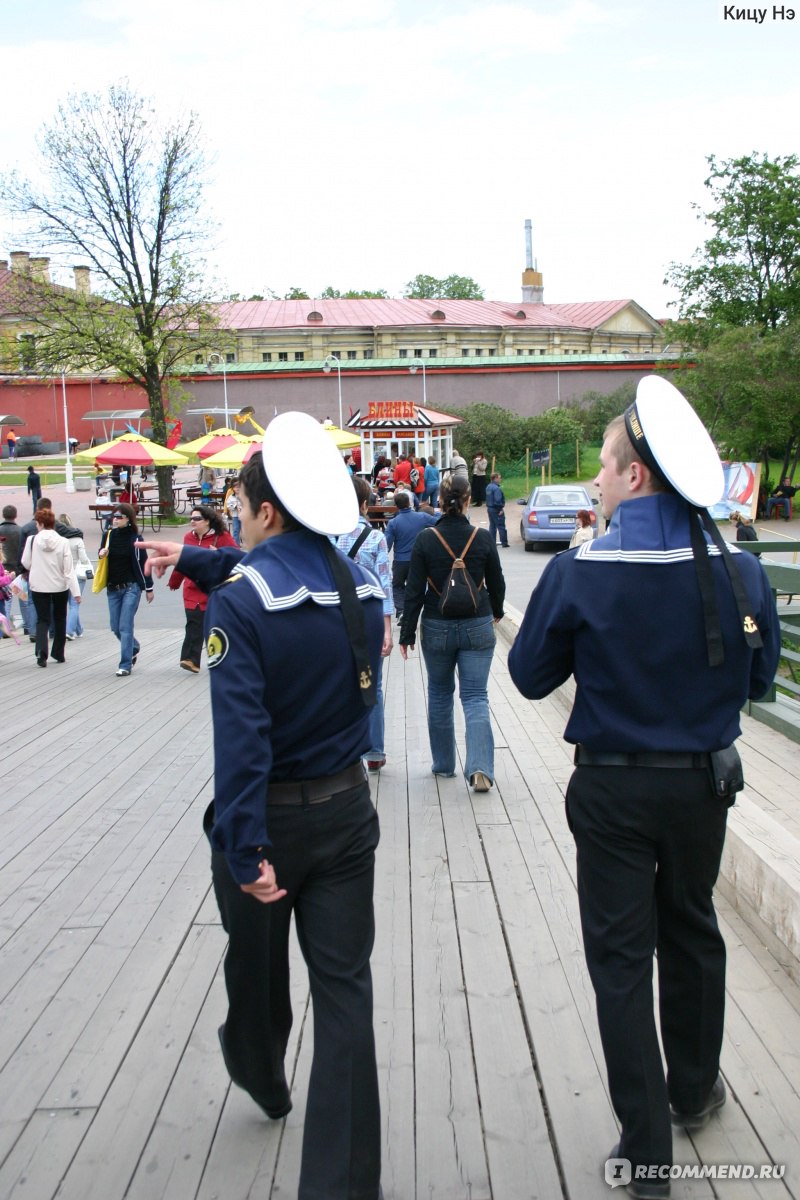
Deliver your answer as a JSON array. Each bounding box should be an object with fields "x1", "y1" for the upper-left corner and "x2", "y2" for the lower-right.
[
  {"x1": 145, "y1": 590, "x2": 154, "y2": 604},
  {"x1": 240, "y1": 859, "x2": 287, "y2": 905},
  {"x1": 138, "y1": 540, "x2": 183, "y2": 577},
  {"x1": 399, "y1": 643, "x2": 414, "y2": 660}
]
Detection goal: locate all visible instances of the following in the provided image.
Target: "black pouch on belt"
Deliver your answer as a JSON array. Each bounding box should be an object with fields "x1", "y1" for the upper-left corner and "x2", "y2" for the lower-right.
[{"x1": 708, "y1": 744, "x2": 744, "y2": 805}]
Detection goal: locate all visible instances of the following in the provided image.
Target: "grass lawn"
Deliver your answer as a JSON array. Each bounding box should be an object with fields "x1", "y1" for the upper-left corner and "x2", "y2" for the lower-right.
[{"x1": 0, "y1": 458, "x2": 96, "y2": 488}]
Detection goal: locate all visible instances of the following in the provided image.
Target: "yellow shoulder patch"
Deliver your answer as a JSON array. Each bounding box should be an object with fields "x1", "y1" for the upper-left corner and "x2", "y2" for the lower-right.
[{"x1": 206, "y1": 627, "x2": 230, "y2": 668}]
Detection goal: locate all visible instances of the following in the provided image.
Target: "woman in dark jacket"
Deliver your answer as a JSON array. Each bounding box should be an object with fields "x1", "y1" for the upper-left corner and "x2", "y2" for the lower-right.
[
  {"x1": 399, "y1": 474, "x2": 505, "y2": 792},
  {"x1": 98, "y1": 503, "x2": 153, "y2": 676},
  {"x1": 167, "y1": 505, "x2": 237, "y2": 672}
]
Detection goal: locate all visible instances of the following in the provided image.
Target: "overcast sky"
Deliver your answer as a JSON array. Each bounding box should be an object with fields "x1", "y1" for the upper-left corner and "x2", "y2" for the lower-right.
[{"x1": 1, "y1": 0, "x2": 798, "y2": 318}]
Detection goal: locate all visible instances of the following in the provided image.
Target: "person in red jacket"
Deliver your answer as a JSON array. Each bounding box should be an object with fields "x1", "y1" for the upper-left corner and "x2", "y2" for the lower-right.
[{"x1": 168, "y1": 505, "x2": 237, "y2": 672}]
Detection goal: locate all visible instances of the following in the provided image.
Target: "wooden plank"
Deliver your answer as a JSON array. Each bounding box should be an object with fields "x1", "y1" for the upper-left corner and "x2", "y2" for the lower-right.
[
  {"x1": 51, "y1": 925, "x2": 223, "y2": 1200},
  {"x1": 454, "y1": 880, "x2": 562, "y2": 1199},
  {"x1": 481, "y1": 820, "x2": 615, "y2": 1200},
  {"x1": 371, "y1": 672, "x2": 416, "y2": 1200},
  {"x1": 0, "y1": 1107, "x2": 96, "y2": 1200},
  {"x1": 408, "y1": 749, "x2": 491, "y2": 1197}
]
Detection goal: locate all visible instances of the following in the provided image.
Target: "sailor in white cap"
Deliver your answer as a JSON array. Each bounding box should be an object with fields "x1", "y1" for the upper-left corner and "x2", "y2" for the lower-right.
[
  {"x1": 508, "y1": 376, "x2": 779, "y2": 1198},
  {"x1": 142, "y1": 412, "x2": 386, "y2": 1200}
]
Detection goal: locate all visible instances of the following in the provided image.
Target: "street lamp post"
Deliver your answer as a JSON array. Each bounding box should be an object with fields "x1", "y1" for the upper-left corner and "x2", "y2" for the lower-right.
[
  {"x1": 207, "y1": 353, "x2": 230, "y2": 426},
  {"x1": 322, "y1": 355, "x2": 343, "y2": 429},
  {"x1": 61, "y1": 370, "x2": 75, "y2": 493},
  {"x1": 408, "y1": 357, "x2": 427, "y2": 407}
]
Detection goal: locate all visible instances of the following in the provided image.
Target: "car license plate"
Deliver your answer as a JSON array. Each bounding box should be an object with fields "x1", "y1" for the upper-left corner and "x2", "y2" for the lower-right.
[{"x1": 549, "y1": 517, "x2": 573, "y2": 525}]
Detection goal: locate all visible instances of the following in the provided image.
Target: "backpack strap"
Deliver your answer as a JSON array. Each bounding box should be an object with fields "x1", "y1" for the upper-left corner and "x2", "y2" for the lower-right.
[
  {"x1": 347, "y1": 525, "x2": 371, "y2": 560},
  {"x1": 429, "y1": 525, "x2": 479, "y2": 560}
]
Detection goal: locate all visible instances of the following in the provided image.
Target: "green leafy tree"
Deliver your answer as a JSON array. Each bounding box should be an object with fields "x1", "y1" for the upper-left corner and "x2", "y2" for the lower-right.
[
  {"x1": 404, "y1": 273, "x2": 485, "y2": 300},
  {"x1": 673, "y1": 324, "x2": 800, "y2": 484},
  {"x1": 285, "y1": 286, "x2": 310, "y2": 299},
  {"x1": 319, "y1": 286, "x2": 389, "y2": 299},
  {"x1": 443, "y1": 403, "x2": 526, "y2": 463},
  {"x1": 666, "y1": 153, "x2": 800, "y2": 341},
  {"x1": 0, "y1": 81, "x2": 225, "y2": 513},
  {"x1": 567, "y1": 382, "x2": 636, "y2": 442}
]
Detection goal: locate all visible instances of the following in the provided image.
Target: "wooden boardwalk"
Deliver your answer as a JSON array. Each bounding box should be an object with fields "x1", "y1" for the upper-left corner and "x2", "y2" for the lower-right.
[{"x1": 1, "y1": 619, "x2": 799, "y2": 1200}]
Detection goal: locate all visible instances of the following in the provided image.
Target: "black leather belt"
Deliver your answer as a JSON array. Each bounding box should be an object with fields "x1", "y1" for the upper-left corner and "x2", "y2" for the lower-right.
[
  {"x1": 268, "y1": 762, "x2": 367, "y2": 806},
  {"x1": 107, "y1": 582, "x2": 136, "y2": 591},
  {"x1": 574, "y1": 746, "x2": 710, "y2": 769}
]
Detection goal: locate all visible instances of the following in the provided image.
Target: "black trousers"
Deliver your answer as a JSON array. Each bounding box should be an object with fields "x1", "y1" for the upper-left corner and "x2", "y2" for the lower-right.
[
  {"x1": 391, "y1": 559, "x2": 410, "y2": 614},
  {"x1": 566, "y1": 764, "x2": 728, "y2": 1172},
  {"x1": 210, "y1": 781, "x2": 381, "y2": 1200},
  {"x1": 180, "y1": 605, "x2": 205, "y2": 665},
  {"x1": 32, "y1": 589, "x2": 68, "y2": 662}
]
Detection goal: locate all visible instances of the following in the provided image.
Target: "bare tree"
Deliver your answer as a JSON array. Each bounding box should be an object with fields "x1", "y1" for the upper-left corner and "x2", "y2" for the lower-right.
[{"x1": 1, "y1": 81, "x2": 229, "y2": 508}]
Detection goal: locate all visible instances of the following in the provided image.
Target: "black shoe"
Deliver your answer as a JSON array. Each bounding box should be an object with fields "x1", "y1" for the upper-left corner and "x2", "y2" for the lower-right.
[
  {"x1": 52, "y1": 656, "x2": 66, "y2": 664},
  {"x1": 36, "y1": 656, "x2": 47, "y2": 668},
  {"x1": 217, "y1": 1026, "x2": 292, "y2": 1119},
  {"x1": 607, "y1": 1144, "x2": 670, "y2": 1199},
  {"x1": 670, "y1": 1074, "x2": 726, "y2": 1130},
  {"x1": 131, "y1": 653, "x2": 138, "y2": 667}
]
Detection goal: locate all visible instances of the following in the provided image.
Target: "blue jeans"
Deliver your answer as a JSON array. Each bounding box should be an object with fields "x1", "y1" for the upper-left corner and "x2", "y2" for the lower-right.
[
  {"x1": 107, "y1": 583, "x2": 142, "y2": 671},
  {"x1": 232, "y1": 516, "x2": 241, "y2": 545},
  {"x1": 19, "y1": 590, "x2": 37, "y2": 635},
  {"x1": 420, "y1": 614, "x2": 496, "y2": 780},
  {"x1": 765, "y1": 496, "x2": 790, "y2": 519},
  {"x1": 67, "y1": 577, "x2": 87, "y2": 636},
  {"x1": 363, "y1": 659, "x2": 385, "y2": 762}
]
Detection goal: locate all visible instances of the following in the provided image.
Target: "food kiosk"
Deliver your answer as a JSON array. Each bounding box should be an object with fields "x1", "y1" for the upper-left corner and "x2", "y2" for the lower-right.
[{"x1": 347, "y1": 401, "x2": 463, "y2": 475}]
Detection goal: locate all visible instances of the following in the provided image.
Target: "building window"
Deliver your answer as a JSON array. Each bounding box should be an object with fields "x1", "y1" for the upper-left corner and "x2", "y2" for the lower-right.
[
  {"x1": 262, "y1": 352, "x2": 272, "y2": 362},
  {"x1": 195, "y1": 354, "x2": 203, "y2": 363},
  {"x1": 462, "y1": 349, "x2": 470, "y2": 356},
  {"x1": 331, "y1": 351, "x2": 340, "y2": 360},
  {"x1": 488, "y1": 348, "x2": 496, "y2": 356},
  {"x1": 294, "y1": 351, "x2": 304, "y2": 361},
  {"x1": 347, "y1": 350, "x2": 357, "y2": 360},
  {"x1": 278, "y1": 352, "x2": 288, "y2": 362},
  {"x1": 474, "y1": 348, "x2": 483, "y2": 357},
  {"x1": 399, "y1": 348, "x2": 408, "y2": 358},
  {"x1": 363, "y1": 350, "x2": 371, "y2": 358},
  {"x1": 539, "y1": 349, "x2": 546, "y2": 355},
  {"x1": 226, "y1": 353, "x2": 235, "y2": 363},
  {"x1": 517, "y1": 348, "x2": 524, "y2": 356},
  {"x1": 414, "y1": 348, "x2": 422, "y2": 358},
  {"x1": 428, "y1": 349, "x2": 437, "y2": 358}
]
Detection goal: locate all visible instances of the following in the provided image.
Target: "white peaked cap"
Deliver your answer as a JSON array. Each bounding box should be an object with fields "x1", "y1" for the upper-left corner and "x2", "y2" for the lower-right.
[
  {"x1": 626, "y1": 376, "x2": 724, "y2": 509},
  {"x1": 261, "y1": 412, "x2": 358, "y2": 535}
]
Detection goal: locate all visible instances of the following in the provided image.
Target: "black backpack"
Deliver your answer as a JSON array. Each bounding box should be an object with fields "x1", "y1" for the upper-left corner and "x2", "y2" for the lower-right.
[{"x1": 427, "y1": 526, "x2": 483, "y2": 617}]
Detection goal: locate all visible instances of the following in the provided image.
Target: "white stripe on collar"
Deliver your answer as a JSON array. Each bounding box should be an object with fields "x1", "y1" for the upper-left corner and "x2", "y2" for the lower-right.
[
  {"x1": 575, "y1": 541, "x2": 739, "y2": 564},
  {"x1": 236, "y1": 563, "x2": 385, "y2": 611}
]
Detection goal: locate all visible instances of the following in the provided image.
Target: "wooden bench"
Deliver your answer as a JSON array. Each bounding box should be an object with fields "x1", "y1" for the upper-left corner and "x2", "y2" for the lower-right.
[{"x1": 367, "y1": 503, "x2": 397, "y2": 529}]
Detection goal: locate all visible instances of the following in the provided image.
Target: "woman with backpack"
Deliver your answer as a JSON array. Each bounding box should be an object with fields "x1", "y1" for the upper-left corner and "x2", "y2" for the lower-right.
[{"x1": 398, "y1": 474, "x2": 505, "y2": 792}]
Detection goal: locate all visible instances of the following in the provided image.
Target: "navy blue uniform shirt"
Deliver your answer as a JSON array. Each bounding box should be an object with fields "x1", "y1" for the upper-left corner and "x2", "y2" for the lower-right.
[
  {"x1": 179, "y1": 529, "x2": 384, "y2": 884},
  {"x1": 508, "y1": 492, "x2": 780, "y2": 753}
]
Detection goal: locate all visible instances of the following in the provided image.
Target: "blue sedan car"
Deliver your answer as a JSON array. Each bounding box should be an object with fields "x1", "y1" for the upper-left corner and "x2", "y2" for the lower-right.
[{"x1": 518, "y1": 484, "x2": 598, "y2": 551}]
